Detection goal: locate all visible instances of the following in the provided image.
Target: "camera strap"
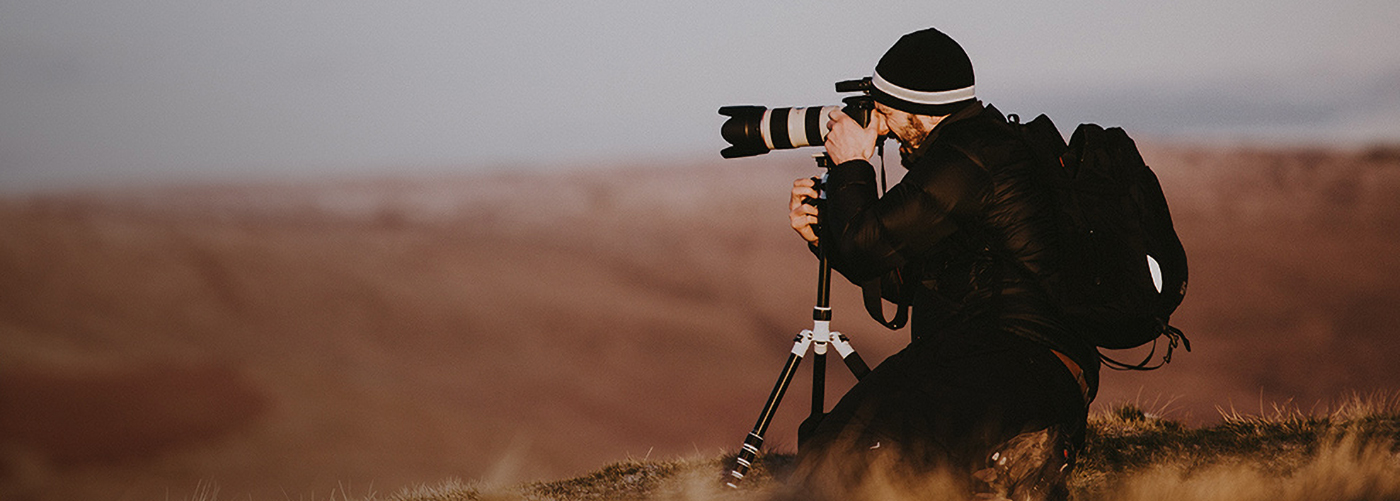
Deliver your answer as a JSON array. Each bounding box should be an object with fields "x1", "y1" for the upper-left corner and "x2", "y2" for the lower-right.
[
  {"x1": 861, "y1": 274, "x2": 911, "y2": 330},
  {"x1": 860, "y1": 141, "x2": 911, "y2": 330}
]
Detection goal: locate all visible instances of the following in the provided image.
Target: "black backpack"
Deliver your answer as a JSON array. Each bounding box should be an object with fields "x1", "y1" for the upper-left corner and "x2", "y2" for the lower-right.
[
  {"x1": 1015, "y1": 114, "x2": 1190, "y2": 370},
  {"x1": 860, "y1": 114, "x2": 1190, "y2": 370}
]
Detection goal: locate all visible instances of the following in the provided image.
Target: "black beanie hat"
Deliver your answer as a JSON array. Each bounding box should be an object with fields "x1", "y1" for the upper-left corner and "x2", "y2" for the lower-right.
[{"x1": 870, "y1": 27, "x2": 976, "y2": 116}]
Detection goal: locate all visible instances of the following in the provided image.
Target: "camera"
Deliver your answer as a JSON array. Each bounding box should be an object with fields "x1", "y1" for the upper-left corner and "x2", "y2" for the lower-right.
[{"x1": 718, "y1": 78, "x2": 875, "y2": 159}]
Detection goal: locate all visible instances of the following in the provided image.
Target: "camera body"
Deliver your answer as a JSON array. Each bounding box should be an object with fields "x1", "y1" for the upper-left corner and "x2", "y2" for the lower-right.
[{"x1": 719, "y1": 78, "x2": 875, "y2": 159}]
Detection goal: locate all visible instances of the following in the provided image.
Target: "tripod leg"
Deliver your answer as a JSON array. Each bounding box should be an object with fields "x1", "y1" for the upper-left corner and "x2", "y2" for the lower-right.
[
  {"x1": 726, "y1": 331, "x2": 813, "y2": 488},
  {"x1": 798, "y1": 348, "x2": 827, "y2": 446},
  {"x1": 830, "y1": 332, "x2": 871, "y2": 379},
  {"x1": 799, "y1": 332, "x2": 870, "y2": 446}
]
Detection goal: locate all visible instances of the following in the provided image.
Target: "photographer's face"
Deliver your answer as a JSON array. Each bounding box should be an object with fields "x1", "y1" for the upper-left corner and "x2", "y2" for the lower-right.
[{"x1": 874, "y1": 103, "x2": 934, "y2": 159}]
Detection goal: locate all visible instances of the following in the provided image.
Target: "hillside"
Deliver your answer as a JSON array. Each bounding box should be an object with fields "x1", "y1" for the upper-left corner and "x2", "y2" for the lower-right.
[
  {"x1": 381, "y1": 400, "x2": 1400, "y2": 501},
  {"x1": 2, "y1": 144, "x2": 1400, "y2": 500}
]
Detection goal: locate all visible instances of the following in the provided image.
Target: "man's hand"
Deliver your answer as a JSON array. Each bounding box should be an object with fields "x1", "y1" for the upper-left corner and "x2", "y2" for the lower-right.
[
  {"x1": 790, "y1": 177, "x2": 821, "y2": 244},
  {"x1": 824, "y1": 108, "x2": 883, "y2": 164}
]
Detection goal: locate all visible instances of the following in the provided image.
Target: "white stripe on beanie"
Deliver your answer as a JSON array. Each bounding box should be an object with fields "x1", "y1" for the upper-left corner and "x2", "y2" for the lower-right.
[{"x1": 872, "y1": 70, "x2": 975, "y2": 106}]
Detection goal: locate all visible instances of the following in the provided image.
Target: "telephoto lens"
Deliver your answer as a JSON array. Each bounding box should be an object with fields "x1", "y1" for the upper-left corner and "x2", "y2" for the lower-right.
[
  {"x1": 718, "y1": 105, "x2": 842, "y2": 159},
  {"x1": 719, "y1": 78, "x2": 873, "y2": 159}
]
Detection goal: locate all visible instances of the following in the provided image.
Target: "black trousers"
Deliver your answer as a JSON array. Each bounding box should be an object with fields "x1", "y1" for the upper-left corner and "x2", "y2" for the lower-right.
[{"x1": 787, "y1": 328, "x2": 1087, "y2": 499}]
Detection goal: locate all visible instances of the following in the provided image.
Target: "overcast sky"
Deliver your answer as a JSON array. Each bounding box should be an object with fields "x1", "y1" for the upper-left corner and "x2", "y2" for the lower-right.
[{"x1": 2, "y1": 0, "x2": 1398, "y2": 193}]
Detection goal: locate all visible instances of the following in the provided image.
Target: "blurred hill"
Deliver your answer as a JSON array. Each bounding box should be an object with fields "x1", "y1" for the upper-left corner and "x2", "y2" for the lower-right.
[{"x1": 2, "y1": 144, "x2": 1400, "y2": 500}]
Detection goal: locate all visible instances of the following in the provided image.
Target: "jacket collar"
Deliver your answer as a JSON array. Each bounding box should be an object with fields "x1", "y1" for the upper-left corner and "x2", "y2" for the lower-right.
[{"x1": 902, "y1": 100, "x2": 988, "y2": 166}]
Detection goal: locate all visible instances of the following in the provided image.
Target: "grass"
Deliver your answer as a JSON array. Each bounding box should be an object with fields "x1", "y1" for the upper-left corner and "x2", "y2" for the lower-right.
[
  {"x1": 1071, "y1": 393, "x2": 1400, "y2": 500},
  {"x1": 191, "y1": 394, "x2": 1400, "y2": 501},
  {"x1": 380, "y1": 395, "x2": 1400, "y2": 501}
]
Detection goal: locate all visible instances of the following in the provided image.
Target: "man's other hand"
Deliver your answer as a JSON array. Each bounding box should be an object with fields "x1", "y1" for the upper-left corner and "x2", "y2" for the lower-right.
[{"x1": 790, "y1": 177, "x2": 821, "y2": 244}]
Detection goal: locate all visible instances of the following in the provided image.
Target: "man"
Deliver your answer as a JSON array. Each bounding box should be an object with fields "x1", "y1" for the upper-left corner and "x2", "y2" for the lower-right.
[{"x1": 784, "y1": 27, "x2": 1095, "y2": 500}]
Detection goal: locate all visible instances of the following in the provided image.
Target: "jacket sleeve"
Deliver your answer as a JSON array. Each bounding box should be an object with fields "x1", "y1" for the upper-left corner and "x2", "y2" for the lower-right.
[{"x1": 820, "y1": 149, "x2": 991, "y2": 284}]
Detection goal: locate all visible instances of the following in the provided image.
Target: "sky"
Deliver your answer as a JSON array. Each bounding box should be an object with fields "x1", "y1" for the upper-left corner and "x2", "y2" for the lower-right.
[{"x1": 2, "y1": 0, "x2": 1398, "y2": 193}]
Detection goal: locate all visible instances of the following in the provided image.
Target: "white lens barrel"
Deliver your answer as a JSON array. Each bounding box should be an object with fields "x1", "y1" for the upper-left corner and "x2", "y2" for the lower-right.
[{"x1": 762, "y1": 105, "x2": 841, "y2": 151}]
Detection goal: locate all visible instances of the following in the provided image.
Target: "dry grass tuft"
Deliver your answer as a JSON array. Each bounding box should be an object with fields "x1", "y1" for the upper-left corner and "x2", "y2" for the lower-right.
[
  {"x1": 1074, "y1": 393, "x2": 1400, "y2": 501},
  {"x1": 380, "y1": 479, "x2": 481, "y2": 501}
]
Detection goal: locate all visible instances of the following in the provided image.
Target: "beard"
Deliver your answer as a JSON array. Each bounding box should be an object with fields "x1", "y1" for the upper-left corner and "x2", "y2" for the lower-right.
[
  {"x1": 898, "y1": 140, "x2": 918, "y2": 165},
  {"x1": 893, "y1": 121, "x2": 933, "y2": 166}
]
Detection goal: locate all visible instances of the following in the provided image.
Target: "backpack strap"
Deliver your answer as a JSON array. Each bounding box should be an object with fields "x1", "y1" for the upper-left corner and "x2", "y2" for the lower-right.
[
  {"x1": 1100, "y1": 323, "x2": 1192, "y2": 370},
  {"x1": 1051, "y1": 349, "x2": 1091, "y2": 405}
]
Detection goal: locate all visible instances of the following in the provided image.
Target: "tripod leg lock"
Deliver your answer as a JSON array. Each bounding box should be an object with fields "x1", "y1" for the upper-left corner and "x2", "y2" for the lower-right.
[
  {"x1": 829, "y1": 332, "x2": 855, "y2": 357},
  {"x1": 791, "y1": 330, "x2": 815, "y2": 357}
]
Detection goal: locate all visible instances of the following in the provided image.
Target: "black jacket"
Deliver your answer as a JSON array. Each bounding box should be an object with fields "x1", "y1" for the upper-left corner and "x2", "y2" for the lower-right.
[{"x1": 821, "y1": 102, "x2": 1099, "y2": 393}]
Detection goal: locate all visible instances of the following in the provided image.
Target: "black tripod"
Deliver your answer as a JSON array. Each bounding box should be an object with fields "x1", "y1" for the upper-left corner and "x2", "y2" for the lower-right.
[{"x1": 725, "y1": 153, "x2": 871, "y2": 488}]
